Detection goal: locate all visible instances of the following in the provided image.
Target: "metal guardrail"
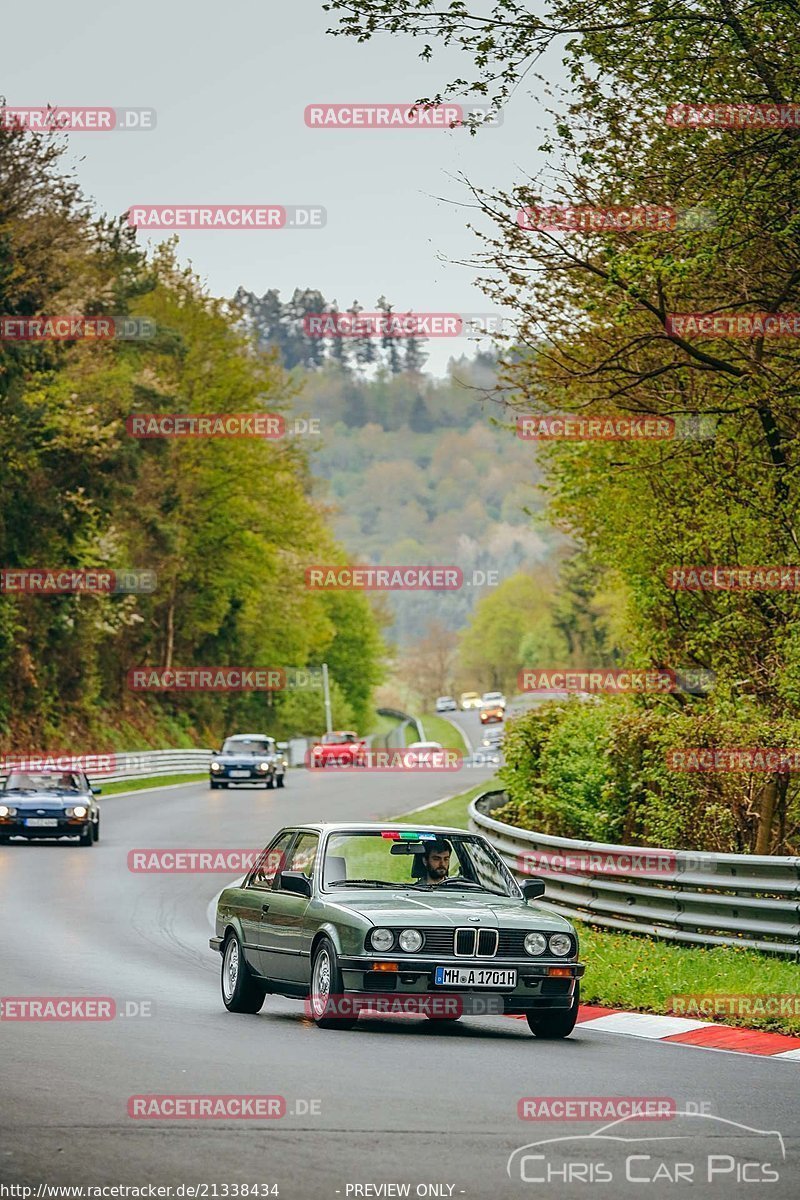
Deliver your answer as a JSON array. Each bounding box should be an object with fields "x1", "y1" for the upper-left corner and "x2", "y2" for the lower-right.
[
  {"x1": 370, "y1": 708, "x2": 424, "y2": 750},
  {"x1": 0, "y1": 749, "x2": 213, "y2": 786},
  {"x1": 469, "y1": 789, "x2": 800, "y2": 958}
]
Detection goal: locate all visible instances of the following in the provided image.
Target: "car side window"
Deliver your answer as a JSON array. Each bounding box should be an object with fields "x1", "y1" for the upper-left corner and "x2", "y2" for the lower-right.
[
  {"x1": 249, "y1": 833, "x2": 294, "y2": 889},
  {"x1": 284, "y1": 832, "x2": 319, "y2": 882}
]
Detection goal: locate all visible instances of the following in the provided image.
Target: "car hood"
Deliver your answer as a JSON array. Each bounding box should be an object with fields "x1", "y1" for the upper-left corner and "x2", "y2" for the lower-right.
[
  {"x1": 3, "y1": 792, "x2": 91, "y2": 809},
  {"x1": 324, "y1": 890, "x2": 572, "y2": 932},
  {"x1": 215, "y1": 751, "x2": 270, "y2": 762}
]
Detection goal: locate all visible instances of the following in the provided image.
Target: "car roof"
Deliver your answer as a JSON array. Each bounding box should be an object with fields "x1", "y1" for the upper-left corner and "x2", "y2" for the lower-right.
[
  {"x1": 276, "y1": 821, "x2": 476, "y2": 835},
  {"x1": 226, "y1": 733, "x2": 272, "y2": 739}
]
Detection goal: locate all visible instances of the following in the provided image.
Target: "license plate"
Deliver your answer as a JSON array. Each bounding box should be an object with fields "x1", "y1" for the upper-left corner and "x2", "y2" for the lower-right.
[
  {"x1": 434, "y1": 966, "x2": 517, "y2": 988},
  {"x1": 229, "y1": 770, "x2": 250, "y2": 778},
  {"x1": 25, "y1": 818, "x2": 59, "y2": 827}
]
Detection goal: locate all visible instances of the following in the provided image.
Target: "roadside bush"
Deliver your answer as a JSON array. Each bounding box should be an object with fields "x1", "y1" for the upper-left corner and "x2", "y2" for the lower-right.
[{"x1": 495, "y1": 697, "x2": 800, "y2": 853}]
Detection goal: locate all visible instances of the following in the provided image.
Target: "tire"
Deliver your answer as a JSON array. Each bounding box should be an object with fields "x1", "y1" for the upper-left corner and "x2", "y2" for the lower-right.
[
  {"x1": 78, "y1": 824, "x2": 94, "y2": 847},
  {"x1": 221, "y1": 932, "x2": 267, "y2": 1014},
  {"x1": 526, "y1": 984, "x2": 580, "y2": 1039},
  {"x1": 309, "y1": 938, "x2": 357, "y2": 1030},
  {"x1": 92, "y1": 818, "x2": 100, "y2": 843},
  {"x1": 210, "y1": 779, "x2": 220, "y2": 789},
  {"x1": 0, "y1": 834, "x2": 9, "y2": 845},
  {"x1": 266, "y1": 775, "x2": 275, "y2": 789},
  {"x1": 276, "y1": 775, "x2": 285, "y2": 788}
]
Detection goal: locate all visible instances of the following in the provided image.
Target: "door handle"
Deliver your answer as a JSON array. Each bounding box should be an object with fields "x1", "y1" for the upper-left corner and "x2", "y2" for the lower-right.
[{"x1": 261, "y1": 903, "x2": 270, "y2": 913}]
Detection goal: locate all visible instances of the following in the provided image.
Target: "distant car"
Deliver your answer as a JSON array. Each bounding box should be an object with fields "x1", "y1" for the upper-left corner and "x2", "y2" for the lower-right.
[
  {"x1": 480, "y1": 702, "x2": 504, "y2": 725},
  {"x1": 0, "y1": 769, "x2": 101, "y2": 845},
  {"x1": 482, "y1": 728, "x2": 504, "y2": 747},
  {"x1": 406, "y1": 740, "x2": 445, "y2": 763},
  {"x1": 310, "y1": 731, "x2": 367, "y2": 769},
  {"x1": 460, "y1": 692, "x2": 482, "y2": 710},
  {"x1": 435, "y1": 696, "x2": 457, "y2": 713},
  {"x1": 211, "y1": 821, "x2": 584, "y2": 1035},
  {"x1": 210, "y1": 735, "x2": 285, "y2": 789},
  {"x1": 482, "y1": 691, "x2": 507, "y2": 709}
]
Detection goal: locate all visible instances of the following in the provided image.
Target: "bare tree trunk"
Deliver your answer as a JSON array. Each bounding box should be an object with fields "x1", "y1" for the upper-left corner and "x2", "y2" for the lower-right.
[
  {"x1": 754, "y1": 773, "x2": 778, "y2": 854},
  {"x1": 164, "y1": 586, "x2": 176, "y2": 670}
]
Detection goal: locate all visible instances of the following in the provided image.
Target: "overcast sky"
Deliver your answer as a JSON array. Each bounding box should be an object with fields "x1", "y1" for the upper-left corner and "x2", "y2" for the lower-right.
[{"x1": 1, "y1": 0, "x2": 558, "y2": 373}]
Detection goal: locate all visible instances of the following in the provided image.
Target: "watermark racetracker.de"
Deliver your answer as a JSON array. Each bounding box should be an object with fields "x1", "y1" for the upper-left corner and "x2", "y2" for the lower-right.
[
  {"x1": 127, "y1": 206, "x2": 326, "y2": 230},
  {"x1": 0, "y1": 106, "x2": 156, "y2": 131}
]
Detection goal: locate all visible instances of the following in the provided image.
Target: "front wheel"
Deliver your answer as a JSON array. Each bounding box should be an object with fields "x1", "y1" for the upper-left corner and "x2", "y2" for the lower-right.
[
  {"x1": 526, "y1": 984, "x2": 580, "y2": 1039},
  {"x1": 92, "y1": 818, "x2": 100, "y2": 842},
  {"x1": 221, "y1": 933, "x2": 267, "y2": 1014},
  {"x1": 78, "y1": 825, "x2": 94, "y2": 847},
  {"x1": 309, "y1": 938, "x2": 357, "y2": 1029}
]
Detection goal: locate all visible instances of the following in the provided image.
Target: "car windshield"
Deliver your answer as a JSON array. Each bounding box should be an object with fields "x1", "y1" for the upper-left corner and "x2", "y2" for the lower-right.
[
  {"x1": 321, "y1": 831, "x2": 520, "y2": 897},
  {"x1": 4, "y1": 772, "x2": 86, "y2": 792},
  {"x1": 222, "y1": 738, "x2": 273, "y2": 754},
  {"x1": 322, "y1": 732, "x2": 356, "y2": 744}
]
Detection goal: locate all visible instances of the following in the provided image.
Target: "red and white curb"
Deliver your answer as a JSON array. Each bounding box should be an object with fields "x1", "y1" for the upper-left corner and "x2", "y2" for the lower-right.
[{"x1": 569, "y1": 1004, "x2": 800, "y2": 1060}]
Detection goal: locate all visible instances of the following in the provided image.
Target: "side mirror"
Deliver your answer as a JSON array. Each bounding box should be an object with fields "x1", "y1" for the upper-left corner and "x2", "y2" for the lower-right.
[
  {"x1": 279, "y1": 870, "x2": 312, "y2": 898},
  {"x1": 211, "y1": 750, "x2": 218, "y2": 756},
  {"x1": 91, "y1": 786, "x2": 102, "y2": 795},
  {"x1": 521, "y1": 878, "x2": 546, "y2": 901}
]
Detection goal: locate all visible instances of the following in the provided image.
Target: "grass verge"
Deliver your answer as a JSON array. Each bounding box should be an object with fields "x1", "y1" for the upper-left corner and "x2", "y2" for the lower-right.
[
  {"x1": 392, "y1": 783, "x2": 800, "y2": 1035},
  {"x1": 415, "y1": 713, "x2": 471, "y2": 752},
  {"x1": 101, "y1": 772, "x2": 208, "y2": 795}
]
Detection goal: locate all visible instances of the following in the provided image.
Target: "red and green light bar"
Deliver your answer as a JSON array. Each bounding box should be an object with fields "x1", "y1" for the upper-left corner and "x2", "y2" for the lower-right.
[{"x1": 380, "y1": 831, "x2": 436, "y2": 840}]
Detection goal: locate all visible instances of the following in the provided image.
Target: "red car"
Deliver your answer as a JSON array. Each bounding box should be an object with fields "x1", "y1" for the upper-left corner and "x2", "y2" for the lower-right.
[{"x1": 310, "y1": 731, "x2": 367, "y2": 768}]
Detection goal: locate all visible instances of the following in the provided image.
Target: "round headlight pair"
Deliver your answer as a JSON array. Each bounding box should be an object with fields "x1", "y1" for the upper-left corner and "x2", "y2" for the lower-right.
[
  {"x1": 67, "y1": 805, "x2": 88, "y2": 818},
  {"x1": 524, "y1": 932, "x2": 573, "y2": 957},
  {"x1": 0, "y1": 804, "x2": 17, "y2": 817},
  {"x1": 369, "y1": 928, "x2": 423, "y2": 953}
]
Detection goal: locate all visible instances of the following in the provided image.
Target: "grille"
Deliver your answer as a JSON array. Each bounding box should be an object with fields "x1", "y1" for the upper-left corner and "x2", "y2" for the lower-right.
[{"x1": 398, "y1": 928, "x2": 563, "y2": 959}]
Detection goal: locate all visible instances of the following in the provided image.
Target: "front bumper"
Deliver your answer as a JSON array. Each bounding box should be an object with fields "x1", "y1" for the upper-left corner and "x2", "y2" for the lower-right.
[
  {"x1": 1, "y1": 819, "x2": 90, "y2": 839},
  {"x1": 210, "y1": 764, "x2": 272, "y2": 783},
  {"x1": 338, "y1": 956, "x2": 585, "y2": 1012}
]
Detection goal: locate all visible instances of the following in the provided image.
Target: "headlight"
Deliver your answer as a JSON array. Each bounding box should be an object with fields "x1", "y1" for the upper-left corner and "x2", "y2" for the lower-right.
[
  {"x1": 548, "y1": 933, "x2": 573, "y2": 957},
  {"x1": 369, "y1": 928, "x2": 395, "y2": 952},
  {"x1": 210, "y1": 761, "x2": 221, "y2": 772},
  {"x1": 0, "y1": 804, "x2": 16, "y2": 817},
  {"x1": 258, "y1": 761, "x2": 270, "y2": 771},
  {"x1": 398, "y1": 929, "x2": 423, "y2": 953},
  {"x1": 67, "y1": 805, "x2": 88, "y2": 818},
  {"x1": 524, "y1": 932, "x2": 547, "y2": 956}
]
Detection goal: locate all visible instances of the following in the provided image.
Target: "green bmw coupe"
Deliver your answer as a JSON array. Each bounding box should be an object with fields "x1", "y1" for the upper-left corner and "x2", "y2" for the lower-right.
[{"x1": 210, "y1": 822, "x2": 585, "y2": 1037}]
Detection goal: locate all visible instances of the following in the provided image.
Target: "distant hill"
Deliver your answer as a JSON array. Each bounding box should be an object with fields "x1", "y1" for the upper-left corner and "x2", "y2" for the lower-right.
[{"x1": 294, "y1": 359, "x2": 559, "y2": 645}]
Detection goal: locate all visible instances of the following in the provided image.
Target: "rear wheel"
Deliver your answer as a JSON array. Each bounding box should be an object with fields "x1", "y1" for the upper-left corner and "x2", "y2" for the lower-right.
[
  {"x1": 526, "y1": 984, "x2": 580, "y2": 1039},
  {"x1": 221, "y1": 933, "x2": 267, "y2": 1014},
  {"x1": 309, "y1": 938, "x2": 357, "y2": 1029}
]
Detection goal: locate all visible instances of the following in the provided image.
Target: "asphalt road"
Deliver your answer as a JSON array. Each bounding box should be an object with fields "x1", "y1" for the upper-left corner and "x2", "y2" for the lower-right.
[{"x1": 2, "y1": 763, "x2": 798, "y2": 1199}]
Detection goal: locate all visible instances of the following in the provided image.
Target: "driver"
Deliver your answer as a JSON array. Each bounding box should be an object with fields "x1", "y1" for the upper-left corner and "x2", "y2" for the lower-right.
[{"x1": 416, "y1": 838, "x2": 453, "y2": 886}]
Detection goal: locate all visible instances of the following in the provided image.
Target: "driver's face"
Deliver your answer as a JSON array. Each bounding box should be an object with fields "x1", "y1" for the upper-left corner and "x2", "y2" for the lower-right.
[{"x1": 425, "y1": 849, "x2": 451, "y2": 881}]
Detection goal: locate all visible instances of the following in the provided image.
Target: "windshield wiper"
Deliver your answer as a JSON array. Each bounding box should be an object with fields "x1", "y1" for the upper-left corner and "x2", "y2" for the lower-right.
[{"x1": 329, "y1": 879, "x2": 401, "y2": 889}]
